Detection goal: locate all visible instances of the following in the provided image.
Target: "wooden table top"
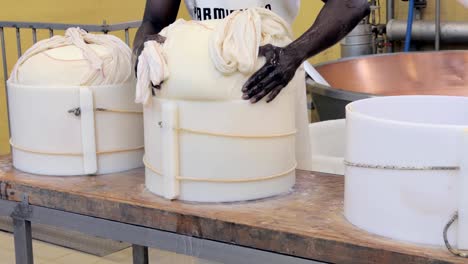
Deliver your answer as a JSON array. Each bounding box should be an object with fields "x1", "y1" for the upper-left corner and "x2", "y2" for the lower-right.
[{"x1": 0, "y1": 155, "x2": 465, "y2": 264}]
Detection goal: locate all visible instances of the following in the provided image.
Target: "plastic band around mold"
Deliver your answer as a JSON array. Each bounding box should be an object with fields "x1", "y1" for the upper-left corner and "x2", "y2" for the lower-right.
[
  {"x1": 147, "y1": 108, "x2": 297, "y2": 197},
  {"x1": 95, "y1": 108, "x2": 143, "y2": 115},
  {"x1": 156, "y1": 120, "x2": 297, "y2": 139},
  {"x1": 68, "y1": 107, "x2": 143, "y2": 116},
  {"x1": 176, "y1": 127, "x2": 297, "y2": 139},
  {"x1": 143, "y1": 156, "x2": 297, "y2": 183},
  {"x1": 9, "y1": 139, "x2": 144, "y2": 156},
  {"x1": 344, "y1": 160, "x2": 460, "y2": 171}
]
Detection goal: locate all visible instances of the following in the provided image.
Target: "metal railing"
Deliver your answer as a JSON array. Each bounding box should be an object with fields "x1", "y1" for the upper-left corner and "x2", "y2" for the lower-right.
[{"x1": 0, "y1": 20, "x2": 141, "y2": 137}]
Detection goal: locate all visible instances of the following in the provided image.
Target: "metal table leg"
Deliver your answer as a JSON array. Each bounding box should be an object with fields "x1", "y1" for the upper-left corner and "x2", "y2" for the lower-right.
[
  {"x1": 13, "y1": 218, "x2": 34, "y2": 264},
  {"x1": 133, "y1": 245, "x2": 149, "y2": 264},
  {"x1": 0, "y1": 199, "x2": 323, "y2": 264}
]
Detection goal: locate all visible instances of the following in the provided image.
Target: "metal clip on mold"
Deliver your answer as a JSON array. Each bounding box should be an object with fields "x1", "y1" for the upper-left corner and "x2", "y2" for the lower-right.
[{"x1": 68, "y1": 107, "x2": 81, "y2": 117}]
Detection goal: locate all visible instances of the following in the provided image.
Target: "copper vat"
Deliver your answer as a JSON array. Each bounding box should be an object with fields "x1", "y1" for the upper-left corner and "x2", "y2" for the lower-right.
[{"x1": 307, "y1": 51, "x2": 468, "y2": 120}]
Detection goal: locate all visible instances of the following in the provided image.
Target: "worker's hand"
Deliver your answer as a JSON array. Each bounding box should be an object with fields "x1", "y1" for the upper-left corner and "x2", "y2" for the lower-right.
[
  {"x1": 242, "y1": 44, "x2": 302, "y2": 103},
  {"x1": 133, "y1": 34, "x2": 167, "y2": 79}
]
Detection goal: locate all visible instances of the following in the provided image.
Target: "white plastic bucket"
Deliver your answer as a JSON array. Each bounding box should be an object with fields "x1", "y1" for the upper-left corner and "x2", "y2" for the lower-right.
[{"x1": 345, "y1": 95, "x2": 468, "y2": 248}]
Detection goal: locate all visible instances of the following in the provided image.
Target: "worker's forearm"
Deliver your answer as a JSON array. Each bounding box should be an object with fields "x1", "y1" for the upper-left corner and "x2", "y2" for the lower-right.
[
  {"x1": 286, "y1": 0, "x2": 370, "y2": 62},
  {"x1": 133, "y1": 0, "x2": 181, "y2": 54},
  {"x1": 133, "y1": 22, "x2": 160, "y2": 54}
]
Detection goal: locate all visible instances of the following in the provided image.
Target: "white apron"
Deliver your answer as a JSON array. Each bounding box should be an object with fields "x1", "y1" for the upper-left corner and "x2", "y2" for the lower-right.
[{"x1": 184, "y1": 0, "x2": 300, "y2": 25}]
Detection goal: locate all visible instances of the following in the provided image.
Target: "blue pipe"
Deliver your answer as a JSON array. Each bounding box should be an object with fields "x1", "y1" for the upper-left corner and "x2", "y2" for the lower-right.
[{"x1": 404, "y1": 0, "x2": 415, "y2": 52}]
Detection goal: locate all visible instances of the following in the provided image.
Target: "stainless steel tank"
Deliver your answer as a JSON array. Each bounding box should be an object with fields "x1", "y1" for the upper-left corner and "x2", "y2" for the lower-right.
[
  {"x1": 340, "y1": 21, "x2": 374, "y2": 58},
  {"x1": 307, "y1": 51, "x2": 468, "y2": 120}
]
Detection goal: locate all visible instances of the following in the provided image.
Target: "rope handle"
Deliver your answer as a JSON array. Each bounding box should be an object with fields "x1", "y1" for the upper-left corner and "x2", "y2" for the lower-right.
[
  {"x1": 443, "y1": 212, "x2": 468, "y2": 258},
  {"x1": 177, "y1": 127, "x2": 296, "y2": 139}
]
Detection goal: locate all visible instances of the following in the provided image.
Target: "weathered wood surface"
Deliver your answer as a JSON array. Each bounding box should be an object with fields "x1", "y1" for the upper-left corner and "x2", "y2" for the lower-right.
[{"x1": 0, "y1": 155, "x2": 465, "y2": 264}]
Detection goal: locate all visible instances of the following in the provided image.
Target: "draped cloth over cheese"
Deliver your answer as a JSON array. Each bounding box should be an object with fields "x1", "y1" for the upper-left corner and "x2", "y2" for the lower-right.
[
  {"x1": 8, "y1": 28, "x2": 144, "y2": 176},
  {"x1": 137, "y1": 8, "x2": 312, "y2": 202},
  {"x1": 10, "y1": 28, "x2": 132, "y2": 86},
  {"x1": 136, "y1": 8, "x2": 293, "y2": 103}
]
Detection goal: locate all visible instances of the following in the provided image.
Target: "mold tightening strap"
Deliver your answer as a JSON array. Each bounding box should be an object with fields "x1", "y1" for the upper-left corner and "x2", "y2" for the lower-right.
[
  {"x1": 176, "y1": 128, "x2": 296, "y2": 138},
  {"x1": 295, "y1": 78, "x2": 312, "y2": 171},
  {"x1": 161, "y1": 101, "x2": 180, "y2": 200},
  {"x1": 343, "y1": 161, "x2": 460, "y2": 171},
  {"x1": 143, "y1": 156, "x2": 297, "y2": 183},
  {"x1": 142, "y1": 112, "x2": 297, "y2": 184},
  {"x1": 80, "y1": 87, "x2": 98, "y2": 175},
  {"x1": 9, "y1": 140, "x2": 143, "y2": 156}
]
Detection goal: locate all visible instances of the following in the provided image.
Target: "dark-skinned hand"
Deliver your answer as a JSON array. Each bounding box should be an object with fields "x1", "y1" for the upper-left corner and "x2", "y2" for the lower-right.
[{"x1": 242, "y1": 44, "x2": 302, "y2": 104}]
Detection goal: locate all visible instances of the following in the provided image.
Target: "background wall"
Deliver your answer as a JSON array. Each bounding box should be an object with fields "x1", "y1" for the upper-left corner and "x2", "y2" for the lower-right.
[{"x1": 0, "y1": 0, "x2": 467, "y2": 154}]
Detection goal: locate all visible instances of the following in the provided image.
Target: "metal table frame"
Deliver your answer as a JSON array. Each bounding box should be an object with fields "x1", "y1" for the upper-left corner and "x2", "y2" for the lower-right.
[
  {"x1": 0, "y1": 20, "x2": 322, "y2": 264},
  {"x1": 0, "y1": 194, "x2": 320, "y2": 264}
]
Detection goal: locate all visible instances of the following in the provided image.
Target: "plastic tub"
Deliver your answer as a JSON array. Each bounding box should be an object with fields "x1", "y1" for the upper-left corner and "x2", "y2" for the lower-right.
[{"x1": 345, "y1": 95, "x2": 468, "y2": 248}]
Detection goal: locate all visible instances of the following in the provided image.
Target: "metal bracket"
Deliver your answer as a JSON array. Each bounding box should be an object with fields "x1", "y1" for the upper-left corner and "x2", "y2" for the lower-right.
[
  {"x1": 69, "y1": 107, "x2": 127, "y2": 116},
  {"x1": 68, "y1": 107, "x2": 82, "y2": 117},
  {"x1": 102, "y1": 20, "x2": 109, "y2": 34},
  {"x1": 10, "y1": 194, "x2": 32, "y2": 220},
  {"x1": 0, "y1": 182, "x2": 8, "y2": 199},
  {"x1": 443, "y1": 211, "x2": 468, "y2": 258}
]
